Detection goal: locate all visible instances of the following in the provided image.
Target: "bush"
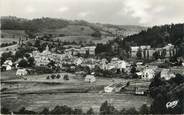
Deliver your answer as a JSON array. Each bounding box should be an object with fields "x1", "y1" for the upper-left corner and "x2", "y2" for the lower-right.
[
  {"x1": 40, "y1": 107, "x2": 50, "y2": 114},
  {"x1": 50, "y1": 105, "x2": 73, "y2": 114},
  {"x1": 56, "y1": 74, "x2": 61, "y2": 79},
  {"x1": 124, "y1": 107, "x2": 138, "y2": 114},
  {"x1": 35, "y1": 66, "x2": 52, "y2": 74},
  {"x1": 100, "y1": 101, "x2": 119, "y2": 115},
  {"x1": 51, "y1": 74, "x2": 56, "y2": 79},
  {"x1": 17, "y1": 107, "x2": 36, "y2": 114},
  {"x1": 63, "y1": 75, "x2": 69, "y2": 80},
  {"x1": 46, "y1": 76, "x2": 50, "y2": 79},
  {"x1": 86, "y1": 108, "x2": 94, "y2": 115},
  {"x1": 139, "y1": 104, "x2": 150, "y2": 114}
]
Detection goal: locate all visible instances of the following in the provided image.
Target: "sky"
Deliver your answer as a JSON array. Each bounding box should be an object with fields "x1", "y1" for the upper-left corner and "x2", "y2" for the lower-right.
[{"x1": 1, "y1": 0, "x2": 184, "y2": 26}]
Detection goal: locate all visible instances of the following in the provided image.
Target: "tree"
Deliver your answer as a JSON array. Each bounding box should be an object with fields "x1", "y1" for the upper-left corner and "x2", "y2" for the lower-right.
[
  {"x1": 63, "y1": 75, "x2": 69, "y2": 80},
  {"x1": 136, "y1": 48, "x2": 142, "y2": 59},
  {"x1": 139, "y1": 104, "x2": 150, "y2": 114},
  {"x1": 130, "y1": 66, "x2": 136, "y2": 74},
  {"x1": 91, "y1": 31, "x2": 101, "y2": 38},
  {"x1": 56, "y1": 74, "x2": 61, "y2": 79},
  {"x1": 150, "y1": 93, "x2": 167, "y2": 114},
  {"x1": 1, "y1": 51, "x2": 13, "y2": 65},
  {"x1": 73, "y1": 108, "x2": 83, "y2": 114},
  {"x1": 28, "y1": 57, "x2": 35, "y2": 67},
  {"x1": 50, "y1": 105, "x2": 73, "y2": 114},
  {"x1": 18, "y1": 59, "x2": 28, "y2": 68},
  {"x1": 100, "y1": 101, "x2": 119, "y2": 115},
  {"x1": 86, "y1": 108, "x2": 94, "y2": 115},
  {"x1": 46, "y1": 76, "x2": 50, "y2": 79},
  {"x1": 161, "y1": 49, "x2": 166, "y2": 58},
  {"x1": 51, "y1": 74, "x2": 56, "y2": 79},
  {"x1": 125, "y1": 107, "x2": 138, "y2": 114},
  {"x1": 34, "y1": 39, "x2": 41, "y2": 48},
  {"x1": 40, "y1": 108, "x2": 50, "y2": 114},
  {"x1": 153, "y1": 51, "x2": 160, "y2": 60}
]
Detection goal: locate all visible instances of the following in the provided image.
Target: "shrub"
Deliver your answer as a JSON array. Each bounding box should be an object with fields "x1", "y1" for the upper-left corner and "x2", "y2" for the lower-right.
[
  {"x1": 46, "y1": 76, "x2": 50, "y2": 79},
  {"x1": 100, "y1": 101, "x2": 119, "y2": 115},
  {"x1": 56, "y1": 74, "x2": 61, "y2": 79},
  {"x1": 139, "y1": 104, "x2": 150, "y2": 114},
  {"x1": 86, "y1": 108, "x2": 94, "y2": 115},
  {"x1": 124, "y1": 107, "x2": 138, "y2": 114},
  {"x1": 63, "y1": 75, "x2": 69, "y2": 80},
  {"x1": 40, "y1": 107, "x2": 50, "y2": 114},
  {"x1": 51, "y1": 74, "x2": 56, "y2": 79}
]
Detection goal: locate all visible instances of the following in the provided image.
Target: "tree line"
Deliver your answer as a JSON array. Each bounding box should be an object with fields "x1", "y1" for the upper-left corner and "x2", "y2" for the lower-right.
[
  {"x1": 123, "y1": 23, "x2": 184, "y2": 48},
  {"x1": 1, "y1": 101, "x2": 151, "y2": 114}
]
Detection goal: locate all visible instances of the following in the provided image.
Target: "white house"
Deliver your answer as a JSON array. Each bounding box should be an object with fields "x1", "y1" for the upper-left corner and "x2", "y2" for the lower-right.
[
  {"x1": 131, "y1": 46, "x2": 139, "y2": 58},
  {"x1": 117, "y1": 60, "x2": 128, "y2": 69},
  {"x1": 3, "y1": 60, "x2": 13, "y2": 66},
  {"x1": 104, "y1": 85, "x2": 114, "y2": 93},
  {"x1": 2, "y1": 59, "x2": 13, "y2": 71},
  {"x1": 74, "y1": 58, "x2": 83, "y2": 65},
  {"x1": 16, "y1": 68, "x2": 28, "y2": 76},
  {"x1": 84, "y1": 74, "x2": 96, "y2": 83},
  {"x1": 161, "y1": 69, "x2": 176, "y2": 80},
  {"x1": 5, "y1": 65, "x2": 12, "y2": 70},
  {"x1": 141, "y1": 68, "x2": 155, "y2": 80}
]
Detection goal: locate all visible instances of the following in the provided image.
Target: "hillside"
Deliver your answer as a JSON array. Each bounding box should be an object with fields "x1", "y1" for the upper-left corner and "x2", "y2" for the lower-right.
[
  {"x1": 1, "y1": 16, "x2": 146, "y2": 43},
  {"x1": 123, "y1": 24, "x2": 184, "y2": 48}
]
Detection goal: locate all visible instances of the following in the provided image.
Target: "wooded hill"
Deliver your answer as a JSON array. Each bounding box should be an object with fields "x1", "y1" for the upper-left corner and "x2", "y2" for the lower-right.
[
  {"x1": 1, "y1": 16, "x2": 146, "y2": 38},
  {"x1": 123, "y1": 24, "x2": 184, "y2": 48}
]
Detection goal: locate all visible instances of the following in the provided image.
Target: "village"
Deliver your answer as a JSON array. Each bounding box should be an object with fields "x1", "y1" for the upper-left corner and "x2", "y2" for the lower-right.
[{"x1": 1, "y1": 34, "x2": 184, "y2": 94}]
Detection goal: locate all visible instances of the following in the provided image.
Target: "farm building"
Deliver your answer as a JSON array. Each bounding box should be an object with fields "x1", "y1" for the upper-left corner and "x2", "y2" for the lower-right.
[{"x1": 84, "y1": 74, "x2": 96, "y2": 83}]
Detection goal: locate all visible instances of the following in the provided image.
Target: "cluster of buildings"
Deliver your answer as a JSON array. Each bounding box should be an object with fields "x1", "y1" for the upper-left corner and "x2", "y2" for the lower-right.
[
  {"x1": 130, "y1": 44, "x2": 177, "y2": 59},
  {"x1": 135, "y1": 64, "x2": 179, "y2": 81},
  {"x1": 64, "y1": 46, "x2": 96, "y2": 56},
  {"x1": 32, "y1": 45, "x2": 133, "y2": 74},
  {"x1": 99, "y1": 57, "x2": 130, "y2": 72},
  {"x1": 1, "y1": 59, "x2": 13, "y2": 71}
]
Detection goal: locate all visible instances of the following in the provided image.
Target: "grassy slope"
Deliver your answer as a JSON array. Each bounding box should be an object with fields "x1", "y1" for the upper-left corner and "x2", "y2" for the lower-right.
[{"x1": 1, "y1": 23, "x2": 146, "y2": 44}]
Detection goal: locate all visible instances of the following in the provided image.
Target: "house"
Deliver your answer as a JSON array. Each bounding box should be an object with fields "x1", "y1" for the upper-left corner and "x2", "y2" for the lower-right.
[
  {"x1": 74, "y1": 58, "x2": 83, "y2": 65},
  {"x1": 162, "y1": 44, "x2": 176, "y2": 57},
  {"x1": 79, "y1": 47, "x2": 86, "y2": 55},
  {"x1": 104, "y1": 82, "x2": 127, "y2": 93},
  {"x1": 3, "y1": 59, "x2": 13, "y2": 66},
  {"x1": 161, "y1": 69, "x2": 176, "y2": 80},
  {"x1": 87, "y1": 46, "x2": 96, "y2": 55},
  {"x1": 2, "y1": 59, "x2": 13, "y2": 71},
  {"x1": 104, "y1": 85, "x2": 114, "y2": 93},
  {"x1": 130, "y1": 46, "x2": 139, "y2": 58},
  {"x1": 135, "y1": 87, "x2": 148, "y2": 95},
  {"x1": 141, "y1": 68, "x2": 155, "y2": 80},
  {"x1": 84, "y1": 74, "x2": 96, "y2": 83},
  {"x1": 16, "y1": 68, "x2": 28, "y2": 76}
]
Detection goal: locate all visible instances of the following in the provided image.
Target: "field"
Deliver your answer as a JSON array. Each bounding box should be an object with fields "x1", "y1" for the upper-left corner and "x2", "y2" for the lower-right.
[
  {"x1": 1, "y1": 30, "x2": 25, "y2": 38},
  {"x1": 1, "y1": 93, "x2": 152, "y2": 112},
  {"x1": 53, "y1": 36, "x2": 115, "y2": 44},
  {"x1": 1, "y1": 71, "x2": 152, "y2": 112}
]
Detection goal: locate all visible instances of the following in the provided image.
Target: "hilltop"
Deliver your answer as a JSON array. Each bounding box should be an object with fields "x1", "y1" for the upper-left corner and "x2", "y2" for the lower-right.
[{"x1": 1, "y1": 16, "x2": 147, "y2": 43}]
